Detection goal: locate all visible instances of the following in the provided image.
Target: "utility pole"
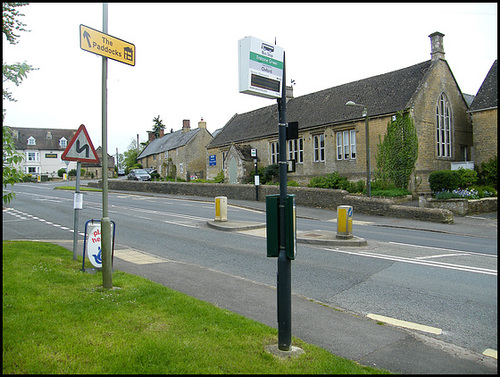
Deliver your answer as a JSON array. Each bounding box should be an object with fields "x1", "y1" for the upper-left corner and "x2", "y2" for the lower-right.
[
  {"x1": 277, "y1": 51, "x2": 291, "y2": 351},
  {"x1": 101, "y1": 2, "x2": 112, "y2": 289}
]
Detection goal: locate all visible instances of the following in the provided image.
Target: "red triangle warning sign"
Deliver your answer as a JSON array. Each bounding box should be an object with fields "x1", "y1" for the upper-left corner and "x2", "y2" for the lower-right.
[{"x1": 61, "y1": 124, "x2": 100, "y2": 163}]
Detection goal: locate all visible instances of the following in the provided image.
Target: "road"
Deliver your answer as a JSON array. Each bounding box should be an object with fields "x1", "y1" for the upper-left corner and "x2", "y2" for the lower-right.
[{"x1": 3, "y1": 180, "x2": 497, "y2": 369}]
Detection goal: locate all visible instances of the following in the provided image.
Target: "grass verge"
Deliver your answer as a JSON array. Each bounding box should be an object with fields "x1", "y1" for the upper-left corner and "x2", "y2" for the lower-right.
[
  {"x1": 54, "y1": 186, "x2": 101, "y2": 192},
  {"x1": 3, "y1": 241, "x2": 389, "y2": 374}
]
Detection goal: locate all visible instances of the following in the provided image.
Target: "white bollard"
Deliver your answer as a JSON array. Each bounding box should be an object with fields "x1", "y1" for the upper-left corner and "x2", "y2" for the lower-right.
[{"x1": 215, "y1": 196, "x2": 228, "y2": 222}]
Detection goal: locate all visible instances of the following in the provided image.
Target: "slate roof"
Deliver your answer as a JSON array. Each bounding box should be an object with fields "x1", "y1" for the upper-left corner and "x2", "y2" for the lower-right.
[
  {"x1": 137, "y1": 128, "x2": 201, "y2": 159},
  {"x1": 207, "y1": 60, "x2": 434, "y2": 148},
  {"x1": 469, "y1": 60, "x2": 498, "y2": 112},
  {"x1": 9, "y1": 127, "x2": 77, "y2": 150}
]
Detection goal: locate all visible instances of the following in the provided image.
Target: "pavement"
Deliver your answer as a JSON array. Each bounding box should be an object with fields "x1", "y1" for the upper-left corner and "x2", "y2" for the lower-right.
[{"x1": 66, "y1": 189, "x2": 500, "y2": 373}]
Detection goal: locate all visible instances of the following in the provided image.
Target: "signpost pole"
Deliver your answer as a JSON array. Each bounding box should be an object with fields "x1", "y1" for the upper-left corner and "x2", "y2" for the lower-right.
[
  {"x1": 72, "y1": 161, "x2": 81, "y2": 260},
  {"x1": 101, "y1": 2, "x2": 112, "y2": 289},
  {"x1": 277, "y1": 51, "x2": 291, "y2": 351}
]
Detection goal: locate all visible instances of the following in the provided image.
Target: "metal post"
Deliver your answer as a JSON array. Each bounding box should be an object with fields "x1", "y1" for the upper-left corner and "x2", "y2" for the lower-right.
[
  {"x1": 277, "y1": 51, "x2": 291, "y2": 351},
  {"x1": 101, "y1": 3, "x2": 112, "y2": 289},
  {"x1": 254, "y1": 158, "x2": 258, "y2": 201},
  {"x1": 364, "y1": 110, "x2": 371, "y2": 197},
  {"x1": 72, "y1": 161, "x2": 81, "y2": 260}
]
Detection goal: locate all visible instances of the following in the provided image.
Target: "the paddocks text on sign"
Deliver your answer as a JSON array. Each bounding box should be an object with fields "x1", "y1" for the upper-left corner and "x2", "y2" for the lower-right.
[{"x1": 80, "y1": 24, "x2": 135, "y2": 66}]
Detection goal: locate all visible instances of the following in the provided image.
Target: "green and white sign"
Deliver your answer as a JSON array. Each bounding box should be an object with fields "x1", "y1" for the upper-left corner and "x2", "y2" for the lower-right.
[{"x1": 238, "y1": 36, "x2": 284, "y2": 99}]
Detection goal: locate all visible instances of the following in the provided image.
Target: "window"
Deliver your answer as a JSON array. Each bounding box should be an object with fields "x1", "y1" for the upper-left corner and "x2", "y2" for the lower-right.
[
  {"x1": 336, "y1": 130, "x2": 356, "y2": 160},
  {"x1": 350, "y1": 130, "x2": 357, "y2": 159},
  {"x1": 288, "y1": 138, "x2": 303, "y2": 163},
  {"x1": 221, "y1": 150, "x2": 228, "y2": 170},
  {"x1": 270, "y1": 141, "x2": 279, "y2": 164},
  {"x1": 27, "y1": 136, "x2": 36, "y2": 145},
  {"x1": 343, "y1": 131, "x2": 349, "y2": 159},
  {"x1": 27, "y1": 166, "x2": 39, "y2": 174},
  {"x1": 313, "y1": 134, "x2": 325, "y2": 162},
  {"x1": 436, "y1": 93, "x2": 452, "y2": 157},
  {"x1": 27, "y1": 152, "x2": 40, "y2": 162},
  {"x1": 59, "y1": 137, "x2": 67, "y2": 149}
]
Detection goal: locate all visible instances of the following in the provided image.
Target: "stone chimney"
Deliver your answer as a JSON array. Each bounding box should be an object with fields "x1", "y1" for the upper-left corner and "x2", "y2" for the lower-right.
[
  {"x1": 148, "y1": 131, "x2": 155, "y2": 142},
  {"x1": 182, "y1": 119, "x2": 190, "y2": 133},
  {"x1": 286, "y1": 85, "x2": 294, "y2": 100},
  {"x1": 198, "y1": 117, "x2": 207, "y2": 129},
  {"x1": 429, "y1": 32, "x2": 445, "y2": 61}
]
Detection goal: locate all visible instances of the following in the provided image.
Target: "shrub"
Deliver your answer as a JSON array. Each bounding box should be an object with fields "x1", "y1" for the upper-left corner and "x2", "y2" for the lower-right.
[
  {"x1": 428, "y1": 170, "x2": 461, "y2": 192},
  {"x1": 345, "y1": 180, "x2": 365, "y2": 193},
  {"x1": 21, "y1": 174, "x2": 32, "y2": 182},
  {"x1": 476, "y1": 156, "x2": 497, "y2": 189},
  {"x1": 262, "y1": 164, "x2": 279, "y2": 184},
  {"x1": 57, "y1": 168, "x2": 66, "y2": 178},
  {"x1": 213, "y1": 171, "x2": 225, "y2": 183},
  {"x1": 307, "y1": 171, "x2": 351, "y2": 190},
  {"x1": 371, "y1": 187, "x2": 411, "y2": 197},
  {"x1": 457, "y1": 168, "x2": 477, "y2": 188}
]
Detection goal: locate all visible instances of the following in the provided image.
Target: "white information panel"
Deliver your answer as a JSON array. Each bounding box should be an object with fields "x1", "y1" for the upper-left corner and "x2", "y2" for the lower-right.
[{"x1": 239, "y1": 36, "x2": 284, "y2": 99}]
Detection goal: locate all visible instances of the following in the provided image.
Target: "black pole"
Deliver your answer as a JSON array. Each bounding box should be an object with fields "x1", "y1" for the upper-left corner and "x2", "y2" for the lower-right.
[
  {"x1": 277, "y1": 51, "x2": 291, "y2": 351},
  {"x1": 254, "y1": 158, "x2": 259, "y2": 201}
]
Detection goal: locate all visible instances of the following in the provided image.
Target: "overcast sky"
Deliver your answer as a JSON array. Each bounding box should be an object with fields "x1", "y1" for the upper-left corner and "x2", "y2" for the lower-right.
[{"x1": 3, "y1": 2, "x2": 497, "y2": 156}]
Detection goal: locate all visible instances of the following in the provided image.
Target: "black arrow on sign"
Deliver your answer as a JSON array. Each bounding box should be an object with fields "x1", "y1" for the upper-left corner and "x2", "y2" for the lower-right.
[
  {"x1": 83, "y1": 30, "x2": 91, "y2": 48},
  {"x1": 76, "y1": 140, "x2": 89, "y2": 157}
]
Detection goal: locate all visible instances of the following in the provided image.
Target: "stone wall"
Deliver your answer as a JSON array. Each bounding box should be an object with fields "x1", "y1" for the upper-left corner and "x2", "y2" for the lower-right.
[
  {"x1": 422, "y1": 197, "x2": 497, "y2": 216},
  {"x1": 90, "y1": 180, "x2": 455, "y2": 223}
]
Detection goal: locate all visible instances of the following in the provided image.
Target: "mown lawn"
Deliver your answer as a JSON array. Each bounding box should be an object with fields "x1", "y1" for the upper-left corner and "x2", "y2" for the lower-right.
[{"x1": 3, "y1": 241, "x2": 390, "y2": 374}]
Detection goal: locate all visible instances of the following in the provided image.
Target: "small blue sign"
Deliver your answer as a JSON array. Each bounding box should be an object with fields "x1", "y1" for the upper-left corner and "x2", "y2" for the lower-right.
[{"x1": 209, "y1": 155, "x2": 216, "y2": 166}]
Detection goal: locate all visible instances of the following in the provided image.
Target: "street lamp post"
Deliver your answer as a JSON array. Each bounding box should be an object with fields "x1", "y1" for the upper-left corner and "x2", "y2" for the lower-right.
[{"x1": 346, "y1": 101, "x2": 371, "y2": 197}]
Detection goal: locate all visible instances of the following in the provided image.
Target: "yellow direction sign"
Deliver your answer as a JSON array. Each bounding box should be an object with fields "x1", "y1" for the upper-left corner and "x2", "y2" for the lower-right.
[{"x1": 80, "y1": 24, "x2": 135, "y2": 66}]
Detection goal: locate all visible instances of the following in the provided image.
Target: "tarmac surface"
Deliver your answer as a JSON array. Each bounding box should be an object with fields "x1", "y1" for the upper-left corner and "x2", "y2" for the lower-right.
[{"x1": 70, "y1": 190, "x2": 499, "y2": 373}]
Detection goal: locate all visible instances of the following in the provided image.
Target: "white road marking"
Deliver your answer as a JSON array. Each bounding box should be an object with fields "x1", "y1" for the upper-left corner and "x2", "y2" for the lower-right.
[
  {"x1": 325, "y1": 247, "x2": 497, "y2": 276},
  {"x1": 482, "y1": 348, "x2": 497, "y2": 359}
]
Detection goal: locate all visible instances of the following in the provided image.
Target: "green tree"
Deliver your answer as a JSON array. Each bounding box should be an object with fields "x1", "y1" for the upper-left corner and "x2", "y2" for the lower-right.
[
  {"x1": 375, "y1": 111, "x2": 418, "y2": 189},
  {"x1": 3, "y1": 3, "x2": 36, "y2": 205},
  {"x1": 152, "y1": 115, "x2": 166, "y2": 138},
  {"x1": 3, "y1": 3, "x2": 36, "y2": 107},
  {"x1": 123, "y1": 138, "x2": 139, "y2": 173},
  {"x1": 3, "y1": 126, "x2": 25, "y2": 205}
]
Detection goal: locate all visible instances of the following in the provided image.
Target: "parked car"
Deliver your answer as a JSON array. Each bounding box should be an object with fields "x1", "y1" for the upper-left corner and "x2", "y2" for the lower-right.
[
  {"x1": 127, "y1": 169, "x2": 151, "y2": 181},
  {"x1": 144, "y1": 167, "x2": 159, "y2": 179},
  {"x1": 117, "y1": 168, "x2": 125, "y2": 176}
]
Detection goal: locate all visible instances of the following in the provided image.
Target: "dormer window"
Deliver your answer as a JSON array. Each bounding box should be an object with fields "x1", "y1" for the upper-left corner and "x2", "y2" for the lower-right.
[
  {"x1": 27, "y1": 136, "x2": 36, "y2": 145},
  {"x1": 59, "y1": 137, "x2": 67, "y2": 149}
]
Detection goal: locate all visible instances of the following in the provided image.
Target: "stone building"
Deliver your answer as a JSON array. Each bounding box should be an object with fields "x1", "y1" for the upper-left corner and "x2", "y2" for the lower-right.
[
  {"x1": 137, "y1": 118, "x2": 213, "y2": 180},
  {"x1": 206, "y1": 32, "x2": 474, "y2": 193},
  {"x1": 468, "y1": 60, "x2": 497, "y2": 167},
  {"x1": 81, "y1": 146, "x2": 115, "y2": 179}
]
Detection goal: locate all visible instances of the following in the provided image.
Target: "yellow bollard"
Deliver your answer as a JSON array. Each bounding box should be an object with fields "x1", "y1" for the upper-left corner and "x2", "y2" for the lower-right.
[
  {"x1": 215, "y1": 196, "x2": 228, "y2": 222},
  {"x1": 337, "y1": 205, "x2": 353, "y2": 239}
]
